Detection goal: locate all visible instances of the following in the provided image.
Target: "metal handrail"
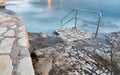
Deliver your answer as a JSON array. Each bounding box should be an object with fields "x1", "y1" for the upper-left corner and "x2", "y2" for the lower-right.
[
  {"x1": 61, "y1": 8, "x2": 102, "y2": 37},
  {"x1": 77, "y1": 18, "x2": 97, "y2": 25},
  {"x1": 61, "y1": 9, "x2": 75, "y2": 23},
  {"x1": 62, "y1": 17, "x2": 75, "y2": 26}
]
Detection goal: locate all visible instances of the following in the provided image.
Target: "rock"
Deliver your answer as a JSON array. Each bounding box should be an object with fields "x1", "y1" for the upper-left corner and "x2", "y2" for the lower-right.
[
  {"x1": 35, "y1": 58, "x2": 52, "y2": 75},
  {"x1": 0, "y1": 8, "x2": 16, "y2": 15},
  {"x1": 40, "y1": 33, "x2": 48, "y2": 38},
  {"x1": 0, "y1": 19, "x2": 16, "y2": 26},
  {"x1": 17, "y1": 31, "x2": 25, "y2": 38},
  {"x1": 0, "y1": 36, "x2": 3, "y2": 39},
  {"x1": 0, "y1": 27, "x2": 7, "y2": 35},
  {"x1": 29, "y1": 33, "x2": 64, "y2": 51},
  {"x1": 0, "y1": 1, "x2": 5, "y2": 7},
  {"x1": 4, "y1": 29, "x2": 15, "y2": 36},
  {"x1": 0, "y1": 38, "x2": 15, "y2": 54},
  {"x1": 18, "y1": 37, "x2": 28, "y2": 47},
  {"x1": 29, "y1": 31, "x2": 120, "y2": 75},
  {"x1": 19, "y1": 26, "x2": 26, "y2": 31},
  {"x1": 10, "y1": 25, "x2": 16, "y2": 29},
  {"x1": 19, "y1": 48, "x2": 30, "y2": 56},
  {"x1": 0, "y1": 55, "x2": 13, "y2": 75},
  {"x1": 56, "y1": 27, "x2": 92, "y2": 42},
  {"x1": 17, "y1": 57, "x2": 35, "y2": 75},
  {"x1": 34, "y1": 50, "x2": 44, "y2": 56},
  {"x1": 29, "y1": 32, "x2": 112, "y2": 75}
]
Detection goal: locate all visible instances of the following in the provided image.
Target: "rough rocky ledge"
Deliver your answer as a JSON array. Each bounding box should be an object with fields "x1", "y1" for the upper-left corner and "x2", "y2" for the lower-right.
[
  {"x1": 29, "y1": 28, "x2": 120, "y2": 75},
  {"x1": 0, "y1": 14, "x2": 35, "y2": 75},
  {"x1": 1, "y1": 11, "x2": 120, "y2": 75}
]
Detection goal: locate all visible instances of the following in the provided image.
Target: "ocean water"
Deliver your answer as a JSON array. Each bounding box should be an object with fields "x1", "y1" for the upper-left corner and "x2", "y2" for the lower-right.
[{"x1": 6, "y1": 0, "x2": 120, "y2": 34}]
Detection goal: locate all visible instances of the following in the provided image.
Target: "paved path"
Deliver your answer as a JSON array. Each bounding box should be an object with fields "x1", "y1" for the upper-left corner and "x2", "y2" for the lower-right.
[{"x1": 0, "y1": 14, "x2": 35, "y2": 75}]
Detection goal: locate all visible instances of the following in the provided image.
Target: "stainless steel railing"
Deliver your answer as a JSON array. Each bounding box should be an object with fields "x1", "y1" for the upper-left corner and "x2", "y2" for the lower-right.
[{"x1": 61, "y1": 8, "x2": 102, "y2": 37}]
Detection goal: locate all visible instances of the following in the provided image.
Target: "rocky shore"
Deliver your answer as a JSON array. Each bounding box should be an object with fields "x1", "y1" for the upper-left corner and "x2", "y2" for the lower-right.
[
  {"x1": 28, "y1": 28, "x2": 120, "y2": 75},
  {"x1": 0, "y1": 5, "x2": 120, "y2": 75}
]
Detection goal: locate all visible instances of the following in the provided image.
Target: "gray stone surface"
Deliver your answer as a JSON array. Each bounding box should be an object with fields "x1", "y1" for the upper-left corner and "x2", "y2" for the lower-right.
[
  {"x1": 0, "y1": 38, "x2": 15, "y2": 54},
  {"x1": 18, "y1": 37, "x2": 28, "y2": 47},
  {"x1": 17, "y1": 31, "x2": 25, "y2": 38},
  {"x1": 0, "y1": 36, "x2": 3, "y2": 39},
  {"x1": 17, "y1": 57, "x2": 35, "y2": 75},
  {"x1": 19, "y1": 26, "x2": 25, "y2": 31},
  {"x1": 29, "y1": 32, "x2": 120, "y2": 75},
  {"x1": 0, "y1": 17, "x2": 12, "y2": 23},
  {"x1": 4, "y1": 30, "x2": 15, "y2": 36},
  {"x1": 0, "y1": 27, "x2": 7, "y2": 35},
  {"x1": 19, "y1": 48, "x2": 30, "y2": 55},
  {"x1": 56, "y1": 27, "x2": 92, "y2": 42},
  {"x1": 11, "y1": 25, "x2": 16, "y2": 29},
  {"x1": 0, "y1": 55, "x2": 13, "y2": 75},
  {"x1": 0, "y1": 13, "x2": 35, "y2": 75}
]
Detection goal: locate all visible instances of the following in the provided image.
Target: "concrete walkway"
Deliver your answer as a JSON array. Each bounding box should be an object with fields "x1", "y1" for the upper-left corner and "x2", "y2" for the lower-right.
[{"x1": 0, "y1": 14, "x2": 34, "y2": 75}]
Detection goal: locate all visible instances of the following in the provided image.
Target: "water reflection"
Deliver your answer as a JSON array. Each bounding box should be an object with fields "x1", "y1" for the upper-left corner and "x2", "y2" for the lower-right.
[{"x1": 48, "y1": 0, "x2": 51, "y2": 10}]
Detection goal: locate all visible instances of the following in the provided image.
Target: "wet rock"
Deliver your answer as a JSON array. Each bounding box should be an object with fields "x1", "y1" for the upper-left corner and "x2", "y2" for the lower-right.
[
  {"x1": 29, "y1": 33, "x2": 64, "y2": 53},
  {"x1": 0, "y1": 8, "x2": 16, "y2": 15},
  {"x1": 29, "y1": 29, "x2": 120, "y2": 75},
  {"x1": 55, "y1": 27, "x2": 92, "y2": 42},
  {"x1": 107, "y1": 32, "x2": 120, "y2": 74}
]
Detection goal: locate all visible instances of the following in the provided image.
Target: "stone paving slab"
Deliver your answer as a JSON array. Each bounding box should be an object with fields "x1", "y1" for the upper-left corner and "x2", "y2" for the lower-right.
[
  {"x1": 0, "y1": 27, "x2": 7, "y2": 35},
  {"x1": 0, "y1": 55, "x2": 13, "y2": 75},
  {"x1": 0, "y1": 13, "x2": 35, "y2": 75},
  {"x1": 18, "y1": 57, "x2": 35, "y2": 75},
  {"x1": 0, "y1": 38, "x2": 15, "y2": 54}
]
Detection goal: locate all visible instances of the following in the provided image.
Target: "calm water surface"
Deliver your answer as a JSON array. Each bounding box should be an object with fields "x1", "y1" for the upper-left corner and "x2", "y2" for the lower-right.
[{"x1": 6, "y1": 0, "x2": 120, "y2": 33}]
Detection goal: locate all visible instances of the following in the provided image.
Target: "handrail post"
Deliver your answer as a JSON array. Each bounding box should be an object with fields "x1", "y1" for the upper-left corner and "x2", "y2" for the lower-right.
[
  {"x1": 95, "y1": 13, "x2": 101, "y2": 37},
  {"x1": 60, "y1": 20, "x2": 62, "y2": 28},
  {"x1": 75, "y1": 9, "x2": 77, "y2": 28}
]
